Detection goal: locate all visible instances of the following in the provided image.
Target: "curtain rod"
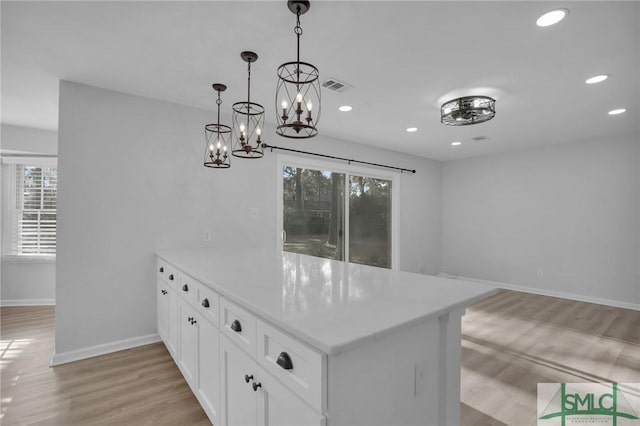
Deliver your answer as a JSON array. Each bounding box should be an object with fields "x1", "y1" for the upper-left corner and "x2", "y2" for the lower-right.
[{"x1": 261, "y1": 144, "x2": 416, "y2": 174}]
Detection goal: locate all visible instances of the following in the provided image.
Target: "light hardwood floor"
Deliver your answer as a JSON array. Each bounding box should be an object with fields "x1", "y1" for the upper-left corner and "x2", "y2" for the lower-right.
[{"x1": 1, "y1": 290, "x2": 638, "y2": 426}]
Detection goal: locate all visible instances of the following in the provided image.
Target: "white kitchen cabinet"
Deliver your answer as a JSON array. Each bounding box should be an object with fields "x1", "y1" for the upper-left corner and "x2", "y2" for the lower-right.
[
  {"x1": 198, "y1": 317, "x2": 220, "y2": 423},
  {"x1": 178, "y1": 298, "x2": 198, "y2": 386},
  {"x1": 256, "y1": 364, "x2": 325, "y2": 426},
  {"x1": 157, "y1": 250, "x2": 497, "y2": 426},
  {"x1": 221, "y1": 335, "x2": 257, "y2": 426},
  {"x1": 221, "y1": 335, "x2": 323, "y2": 426},
  {"x1": 156, "y1": 279, "x2": 177, "y2": 356}
]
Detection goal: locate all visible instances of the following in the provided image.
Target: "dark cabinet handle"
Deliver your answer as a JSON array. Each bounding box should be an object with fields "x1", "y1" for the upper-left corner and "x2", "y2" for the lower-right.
[
  {"x1": 276, "y1": 352, "x2": 293, "y2": 370},
  {"x1": 191, "y1": 319, "x2": 197, "y2": 325},
  {"x1": 201, "y1": 298, "x2": 210, "y2": 308},
  {"x1": 182, "y1": 284, "x2": 188, "y2": 292},
  {"x1": 230, "y1": 320, "x2": 242, "y2": 333},
  {"x1": 252, "y1": 382, "x2": 262, "y2": 392},
  {"x1": 169, "y1": 274, "x2": 174, "y2": 281},
  {"x1": 161, "y1": 289, "x2": 167, "y2": 295},
  {"x1": 187, "y1": 316, "x2": 193, "y2": 322},
  {"x1": 244, "y1": 374, "x2": 253, "y2": 383},
  {"x1": 159, "y1": 267, "x2": 164, "y2": 273}
]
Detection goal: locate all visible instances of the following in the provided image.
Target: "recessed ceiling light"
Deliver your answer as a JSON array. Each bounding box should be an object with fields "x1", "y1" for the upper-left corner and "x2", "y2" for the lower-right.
[
  {"x1": 406, "y1": 127, "x2": 418, "y2": 133},
  {"x1": 536, "y1": 9, "x2": 568, "y2": 27},
  {"x1": 338, "y1": 105, "x2": 352, "y2": 112},
  {"x1": 451, "y1": 141, "x2": 462, "y2": 146},
  {"x1": 585, "y1": 74, "x2": 609, "y2": 84},
  {"x1": 608, "y1": 108, "x2": 626, "y2": 115}
]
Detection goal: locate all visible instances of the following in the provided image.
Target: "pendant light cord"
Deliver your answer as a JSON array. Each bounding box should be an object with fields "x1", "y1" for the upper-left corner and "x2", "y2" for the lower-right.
[
  {"x1": 295, "y1": 8, "x2": 302, "y2": 88},
  {"x1": 216, "y1": 90, "x2": 221, "y2": 139}
]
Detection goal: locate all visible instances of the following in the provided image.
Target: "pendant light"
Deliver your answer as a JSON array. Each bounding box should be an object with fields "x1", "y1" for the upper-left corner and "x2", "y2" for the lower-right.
[
  {"x1": 232, "y1": 51, "x2": 265, "y2": 159},
  {"x1": 204, "y1": 83, "x2": 231, "y2": 169},
  {"x1": 276, "y1": 0, "x2": 321, "y2": 139},
  {"x1": 440, "y1": 96, "x2": 496, "y2": 126}
]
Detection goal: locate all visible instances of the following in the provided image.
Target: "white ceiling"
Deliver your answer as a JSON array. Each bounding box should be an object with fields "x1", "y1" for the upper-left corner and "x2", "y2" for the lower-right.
[{"x1": 1, "y1": 1, "x2": 638, "y2": 161}]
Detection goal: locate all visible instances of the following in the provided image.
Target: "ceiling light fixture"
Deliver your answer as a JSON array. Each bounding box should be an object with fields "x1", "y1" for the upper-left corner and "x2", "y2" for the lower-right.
[
  {"x1": 338, "y1": 105, "x2": 352, "y2": 112},
  {"x1": 536, "y1": 9, "x2": 568, "y2": 27},
  {"x1": 276, "y1": 0, "x2": 320, "y2": 139},
  {"x1": 608, "y1": 108, "x2": 626, "y2": 115},
  {"x1": 204, "y1": 83, "x2": 231, "y2": 169},
  {"x1": 451, "y1": 141, "x2": 462, "y2": 146},
  {"x1": 232, "y1": 51, "x2": 265, "y2": 159},
  {"x1": 406, "y1": 127, "x2": 418, "y2": 133},
  {"x1": 441, "y1": 96, "x2": 496, "y2": 126},
  {"x1": 585, "y1": 74, "x2": 609, "y2": 84}
]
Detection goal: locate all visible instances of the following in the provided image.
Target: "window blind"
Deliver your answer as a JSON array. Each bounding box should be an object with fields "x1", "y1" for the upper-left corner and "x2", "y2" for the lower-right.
[{"x1": 14, "y1": 164, "x2": 58, "y2": 255}]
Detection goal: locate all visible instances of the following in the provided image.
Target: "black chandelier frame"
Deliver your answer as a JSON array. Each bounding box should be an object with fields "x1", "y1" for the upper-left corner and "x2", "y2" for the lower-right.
[
  {"x1": 204, "y1": 83, "x2": 231, "y2": 169},
  {"x1": 276, "y1": 0, "x2": 321, "y2": 139},
  {"x1": 232, "y1": 51, "x2": 265, "y2": 159}
]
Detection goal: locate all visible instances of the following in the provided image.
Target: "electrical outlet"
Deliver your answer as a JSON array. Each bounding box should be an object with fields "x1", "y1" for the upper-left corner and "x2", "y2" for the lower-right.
[
  {"x1": 204, "y1": 230, "x2": 211, "y2": 242},
  {"x1": 414, "y1": 363, "x2": 426, "y2": 396}
]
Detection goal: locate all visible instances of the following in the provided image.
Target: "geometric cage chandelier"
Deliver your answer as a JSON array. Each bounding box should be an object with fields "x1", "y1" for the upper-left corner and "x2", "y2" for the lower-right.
[
  {"x1": 276, "y1": 0, "x2": 320, "y2": 138},
  {"x1": 232, "y1": 51, "x2": 265, "y2": 159},
  {"x1": 204, "y1": 83, "x2": 231, "y2": 169},
  {"x1": 440, "y1": 95, "x2": 496, "y2": 126}
]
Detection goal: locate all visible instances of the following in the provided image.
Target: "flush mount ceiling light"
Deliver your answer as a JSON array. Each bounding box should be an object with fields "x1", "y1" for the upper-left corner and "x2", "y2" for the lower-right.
[
  {"x1": 536, "y1": 9, "x2": 568, "y2": 27},
  {"x1": 406, "y1": 127, "x2": 418, "y2": 133},
  {"x1": 276, "y1": 0, "x2": 321, "y2": 139},
  {"x1": 585, "y1": 74, "x2": 609, "y2": 84},
  {"x1": 338, "y1": 105, "x2": 352, "y2": 112},
  {"x1": 204, "y1": 83, "x2": 231, "y2": 169},
  {"x1": 608, "y1": 108, "x2": 626, "y2": 115},
  {"x1": 451, "y1": 141, "x2": 462, "y2": 146},
  {"x1": 232, "y1": 51, "x2": 265, "y2": 159},
  {"x1": 441, "y1": 96, "x2": 496, "y2": 126}
]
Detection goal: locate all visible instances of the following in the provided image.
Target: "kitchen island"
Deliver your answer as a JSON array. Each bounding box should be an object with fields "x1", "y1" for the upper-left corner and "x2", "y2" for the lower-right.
[{"x1": 155, "y1": 248, "x2": 497, "y2": 426}]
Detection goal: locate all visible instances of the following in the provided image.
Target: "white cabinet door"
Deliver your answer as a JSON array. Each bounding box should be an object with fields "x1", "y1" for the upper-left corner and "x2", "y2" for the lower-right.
[
  {"x1": 167, "y1": 287, "x2": 178, "y2": 356},
  {"x1": 221, "y1": 335, "x2": 257, "y2": 426},
  {"x1": 198, "y1": 318, "x2": 220, "y2": 424},
  {"x1": 179, "y1": 299, "x2": 198, "y2": 386},
  {"x1": 256, "y1": 365, "x2": 325, "y2": 426},
  {"x1": 157, "y1": 281, "x2": 169, "y2": 341}
]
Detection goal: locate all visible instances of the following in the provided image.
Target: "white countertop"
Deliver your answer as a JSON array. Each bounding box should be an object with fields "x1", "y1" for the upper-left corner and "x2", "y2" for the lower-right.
[{"x1": 157, "y1": 248, "x2": 498, "y2": 355}]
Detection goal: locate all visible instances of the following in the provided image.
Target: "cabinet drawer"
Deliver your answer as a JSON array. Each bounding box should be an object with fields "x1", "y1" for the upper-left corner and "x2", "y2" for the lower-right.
[
  {"x1": 257, "y1": 321, "x2": 325, "y2": 412},
  {"x1": 157, "y1": 258, "x2": 177, "y2": 290},
  {"x1": 221, "y1": 298, "x2": 256, "y2": 358},
  {"x1": 197, "y1": 284, "x2": 220, "y2": 328},
  {"x1": 178, "y1": 273, "x2": 198, "y2": 306}
]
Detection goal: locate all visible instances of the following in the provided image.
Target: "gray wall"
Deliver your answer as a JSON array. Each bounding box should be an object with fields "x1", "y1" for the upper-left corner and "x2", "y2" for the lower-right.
[
  {"x1": 442, "y1": 134, "x2": 639, "y2": 307},
  {"x1": 55, "y1": 81, "x2": 442, "y2": 358}
]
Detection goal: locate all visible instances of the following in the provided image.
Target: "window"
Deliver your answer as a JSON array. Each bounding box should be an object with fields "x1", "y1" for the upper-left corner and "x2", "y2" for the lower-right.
[
  {"x1": 280, "y1": 158, "x2": 396, "y2": 269},
  {"x1": 12, "y1": 164, "x2": 58, "y2": 255}
]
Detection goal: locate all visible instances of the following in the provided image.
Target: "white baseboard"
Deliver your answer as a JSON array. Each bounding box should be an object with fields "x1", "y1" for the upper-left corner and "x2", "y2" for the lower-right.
[
  {"x1": 455, "y1": 276, "x2": 640, "y2": 311},
  {"x1": 1, "y1": 298, "x2": 55, "y2": 307},
  {"x1": 50, "y1": 333, "x2": 162, "y2": 366}
]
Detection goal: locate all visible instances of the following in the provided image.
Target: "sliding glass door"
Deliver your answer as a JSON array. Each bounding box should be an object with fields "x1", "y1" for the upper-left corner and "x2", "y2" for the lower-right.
[{"x1": 281, "y1": 163, "x2": 393, "y2": 269}]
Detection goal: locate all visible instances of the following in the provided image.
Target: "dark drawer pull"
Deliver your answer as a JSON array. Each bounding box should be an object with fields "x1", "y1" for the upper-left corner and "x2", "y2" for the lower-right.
[
  {"x1": 169, "y1": 274, "x2": 174, "y2": 281},
  {"x1": 252, "y1": 382, "x2": 262, "y2": 392},
  {"x1": 276, "y1": 352, "x2": 293, "y2": 370},
  {"x1": 159, "y1": 267, "x2": 164, "y2": 273},
  {"x1": 230, "y1": 319, "x2": 242, "y2": 333},
  {"x1": 245, "y1": 374, "x2": 253, "y2": 383},
  {"x1": 182, "y1": 284, "x2": 189, "y2": 292},
  {"x1": 201, "y1": 298, "x2": 210, "y2": 308}
]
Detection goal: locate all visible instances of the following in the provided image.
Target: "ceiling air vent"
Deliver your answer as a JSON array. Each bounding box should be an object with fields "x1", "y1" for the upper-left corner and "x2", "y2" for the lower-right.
[
  {"x1": 321, "y1": 77, "x2": 353, "y2": 93},
  {"x1": 472, "y1": 135, "x2": 491, "y2": 141}
]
